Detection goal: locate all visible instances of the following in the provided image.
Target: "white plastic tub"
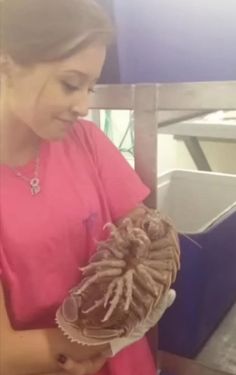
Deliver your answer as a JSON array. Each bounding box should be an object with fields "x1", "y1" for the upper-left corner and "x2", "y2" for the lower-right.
[{"x1": 158, "y1": 169, "x2": 236, "y2": 233}]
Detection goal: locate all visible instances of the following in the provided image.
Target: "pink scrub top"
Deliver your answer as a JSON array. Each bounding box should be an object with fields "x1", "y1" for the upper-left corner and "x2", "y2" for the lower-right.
[{"x1": 0, "y1": 120, "x2": 156, "y2": 375}]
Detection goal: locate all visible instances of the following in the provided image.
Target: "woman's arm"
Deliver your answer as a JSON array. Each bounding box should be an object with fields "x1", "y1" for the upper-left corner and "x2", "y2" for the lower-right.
[{"x1": 0, "y1": 283, "x2": 108, "y2": 375}]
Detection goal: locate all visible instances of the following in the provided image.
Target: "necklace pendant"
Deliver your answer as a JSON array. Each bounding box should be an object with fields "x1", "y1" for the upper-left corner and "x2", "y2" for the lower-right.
[{"x1": 30, "y1": 178, "x2": 41, "y2": 195}]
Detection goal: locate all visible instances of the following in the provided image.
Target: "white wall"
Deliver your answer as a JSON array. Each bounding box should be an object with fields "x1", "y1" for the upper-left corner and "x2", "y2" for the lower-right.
[{"x1": 158, "y1": 135, "x2": 196, "y2": 175}]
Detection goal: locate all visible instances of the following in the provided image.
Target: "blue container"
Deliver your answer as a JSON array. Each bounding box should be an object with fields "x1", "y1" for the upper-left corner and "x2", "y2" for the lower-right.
[{"x1": 159, "y1": 210, "x2": 236, "y2": 357}]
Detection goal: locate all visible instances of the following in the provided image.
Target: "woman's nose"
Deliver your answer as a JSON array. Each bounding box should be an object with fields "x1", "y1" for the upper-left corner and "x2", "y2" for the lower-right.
[{"x1": 71, "y1": 91, "x2": 89, "y2": 118}]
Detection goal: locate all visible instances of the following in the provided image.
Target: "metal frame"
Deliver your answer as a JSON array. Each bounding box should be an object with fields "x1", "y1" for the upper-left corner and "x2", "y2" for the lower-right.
[
  {"x1": 90, "y1": 82, "x2": 236, "y2": 208},
  {"x1": 180, "y1": 136, "x2": 212, "y2": 171}
]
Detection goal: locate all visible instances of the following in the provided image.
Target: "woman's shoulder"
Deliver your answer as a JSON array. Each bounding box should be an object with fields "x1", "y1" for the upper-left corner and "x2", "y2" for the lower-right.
[
  {"x1": 72, "y1": 119, "x2": 103, "y2": 139},
  {"x1": 67, "y1": 119, "x2": 112, "y2": 156}
]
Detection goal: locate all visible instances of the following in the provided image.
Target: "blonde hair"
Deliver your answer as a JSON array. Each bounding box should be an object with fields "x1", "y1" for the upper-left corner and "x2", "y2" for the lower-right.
[{"x1": 1, "y1": 0, "x2": 113, "y2": 65}]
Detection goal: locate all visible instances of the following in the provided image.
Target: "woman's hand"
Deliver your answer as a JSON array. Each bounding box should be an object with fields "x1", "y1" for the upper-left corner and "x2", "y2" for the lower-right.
[
  {"x1": 108, "y1": 289, "x2": 176, "y2": 357},
  {"x1": 56, "y1": 354, "x2": 107, "y2": 375}
]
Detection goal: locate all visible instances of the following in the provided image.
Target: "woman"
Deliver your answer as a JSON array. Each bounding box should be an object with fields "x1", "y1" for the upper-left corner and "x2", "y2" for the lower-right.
[{"x1": 0, "y1": 1, "x2": 173, "y2": 374}]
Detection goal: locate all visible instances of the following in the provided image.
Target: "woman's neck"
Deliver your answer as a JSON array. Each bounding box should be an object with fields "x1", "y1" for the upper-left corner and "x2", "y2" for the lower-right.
[{"x1": 0, "y1": 107, "x2": 41, "y2": 167}]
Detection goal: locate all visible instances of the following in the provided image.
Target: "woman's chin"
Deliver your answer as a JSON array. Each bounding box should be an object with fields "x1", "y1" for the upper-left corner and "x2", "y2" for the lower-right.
[{"x1": 41, "y1": 124, "x2": 74, "y2": 141}]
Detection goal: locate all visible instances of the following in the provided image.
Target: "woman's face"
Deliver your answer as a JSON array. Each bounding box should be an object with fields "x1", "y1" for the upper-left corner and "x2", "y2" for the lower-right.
[{"x1": 4, "y1": 44, "x2": 106, "y2": 140}]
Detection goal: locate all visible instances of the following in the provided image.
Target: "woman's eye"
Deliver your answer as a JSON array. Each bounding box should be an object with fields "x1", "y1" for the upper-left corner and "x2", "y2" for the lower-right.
[
  {"x1": 62, "y1": 82, "x2": 79, "y2": 93},
  {"x1": 61, "y1": 81, "x2": 95, "y2": 94}
]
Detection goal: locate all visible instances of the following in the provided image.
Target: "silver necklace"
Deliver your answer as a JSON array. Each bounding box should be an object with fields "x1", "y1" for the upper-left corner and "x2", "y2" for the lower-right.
[{"x1": 13, "y1": 156, "x2": 41, "y2": 196}]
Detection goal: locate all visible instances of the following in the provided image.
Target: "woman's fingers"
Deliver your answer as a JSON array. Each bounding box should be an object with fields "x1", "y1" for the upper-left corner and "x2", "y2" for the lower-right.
[{"x1": 57, "y1": 354, "x2": 107, "y2": 375}]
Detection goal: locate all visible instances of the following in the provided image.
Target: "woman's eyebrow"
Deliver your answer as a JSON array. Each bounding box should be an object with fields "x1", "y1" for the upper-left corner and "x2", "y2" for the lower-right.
[{"x1": 64, "y1": 70, "x2": 98, "y2": 82}]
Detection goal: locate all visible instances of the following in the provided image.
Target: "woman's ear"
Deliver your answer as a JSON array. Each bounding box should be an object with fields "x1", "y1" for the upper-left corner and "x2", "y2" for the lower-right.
[
  {"x1": 0, "y1": 54, "x2": 12, "y2": 86},
  {"x1": 0, "y1": 54, "x2": 19, "y2": 88},
  {"x1": 0, "y1": 54, "x2": 10, "y2": 74}
]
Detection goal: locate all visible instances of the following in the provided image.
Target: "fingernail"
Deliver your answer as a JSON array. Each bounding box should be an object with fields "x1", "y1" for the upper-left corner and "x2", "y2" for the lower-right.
[{"x1": 57, "y1": 354, "x2": 67, "y2": 364}]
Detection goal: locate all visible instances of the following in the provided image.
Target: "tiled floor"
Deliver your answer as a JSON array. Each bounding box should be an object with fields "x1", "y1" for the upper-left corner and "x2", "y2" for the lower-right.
[{"x1": 197, "y1": 303, "x2": 236, "y2": 375}]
